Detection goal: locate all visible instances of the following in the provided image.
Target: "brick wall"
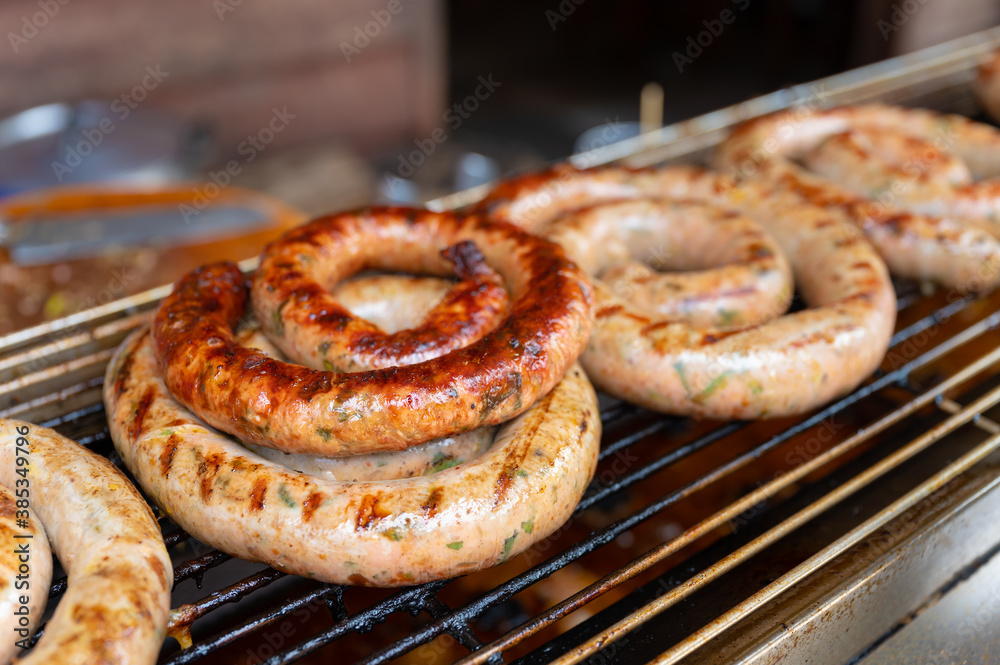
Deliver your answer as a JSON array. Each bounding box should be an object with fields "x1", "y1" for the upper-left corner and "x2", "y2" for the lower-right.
[{"x1": 0, "y1": 0, "x2": 446, "y2": 157}]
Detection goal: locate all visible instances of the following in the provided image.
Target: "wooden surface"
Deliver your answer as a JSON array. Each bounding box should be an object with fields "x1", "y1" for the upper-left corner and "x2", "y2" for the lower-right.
[{"x1": 0, "y1": 0, "x2": 446, "y2": 156}]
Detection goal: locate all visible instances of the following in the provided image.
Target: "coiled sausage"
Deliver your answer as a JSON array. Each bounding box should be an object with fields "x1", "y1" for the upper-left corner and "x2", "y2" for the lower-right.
[
  {"x1": 105, "y1": 328, "x2": 600, "y2": 586},
  {"x1": 714, "y1": 104, "x2": 1000, "y2": 292},
  {"x1": 537, "y1": 166, "x2": 896, "y2": 418},
  {"x1": 0, "y1": 419, "x2": 172, "y2": 665},
  {"x1": 153, "y1": 208, "x2": 593, "y2": 456}
]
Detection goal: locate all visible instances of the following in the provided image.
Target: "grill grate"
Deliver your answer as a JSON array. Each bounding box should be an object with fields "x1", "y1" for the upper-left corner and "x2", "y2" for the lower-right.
[{"x1": 3, "y1": 27, "x2": 1000, "y2": 665}]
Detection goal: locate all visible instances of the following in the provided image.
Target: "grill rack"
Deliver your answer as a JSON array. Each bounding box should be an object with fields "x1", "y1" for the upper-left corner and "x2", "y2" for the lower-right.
[{"x1": 3, "y1": 27, "x2": 1000, "y2": 665}]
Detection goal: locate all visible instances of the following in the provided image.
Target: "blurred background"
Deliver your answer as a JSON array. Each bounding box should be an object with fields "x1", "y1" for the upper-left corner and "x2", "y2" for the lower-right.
[{"x1": 1, "y1": 0, "x2": 999, "y2": 333}]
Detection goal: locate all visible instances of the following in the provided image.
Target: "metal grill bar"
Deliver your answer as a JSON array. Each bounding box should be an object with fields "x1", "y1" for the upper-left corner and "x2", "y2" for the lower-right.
[
  {"x1": 169, "y1": 568, "x2": 288, "y2": 642},
  {"x1": 0, "y1": 255, "x2": 256, "y2": 359},
  {"x1": 650, "y1": 407, "x2": 1000, "y2": 665},
  {"x1": 597, "y1": 27, "x2": 1000, "y2": 172},
  {"x1": 0, "y1": 312, "x2": 149, "y2": 380},
  {"x1": 887, "y1": 294, "x2": 978, "y2": 347},
  {"x1": 165, "y1": 584, "x2": 346, "y2": 665},
  {"x1": 453, "y1": 316, "x2": 1000, "y2": 665},
  {"x1": 937, "y1": 397, "x2": 1000, "y2": 434},
  {"x1": 0, "y1": 290, "x2": 167, "y2": 356},
  {"x1": 577, "y1": 420, "x2": 745, "y2": 513},
  {"x1": 593, "y1": 417, "x2": 681, "y2": 464},
  {"x1": 420, "y1": 596, "x2": 488, "y2": 654},
  {"x1": 259, "y1": 583, "x2": 450, "y2": 665},
  {"x1": 258, "y1": 418, "x2": 739, "y2": 665},
  {"x1": 173, "y1": 550, "x2": 234, "y2": 587},
  {"x1": 550, "y1": 377, "x2": 1000, "y2": 664},
  {"x1": 274, "y1": 301, "x2": 998, "y2": 664}
]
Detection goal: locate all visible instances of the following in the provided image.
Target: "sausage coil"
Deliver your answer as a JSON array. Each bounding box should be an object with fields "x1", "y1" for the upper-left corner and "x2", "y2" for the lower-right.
[
  {"x1": 153, "y1": 207, "x2": 593, "y2": 456},
  {"x1": 714, "y1": 104, "x2": 1000, "y2": 292},
  {"x1": 529, "y1": 166, "x2": 896, "y2": 418},
  {"x1": 105, "y1": 328, "x2": 600, "y2": 586},
  {"x1": 0, "y1": 419, "x2": 172, "y2": 665},
  {"x1": 235, "y1": 322, "x2": 497, "y2": 482}
]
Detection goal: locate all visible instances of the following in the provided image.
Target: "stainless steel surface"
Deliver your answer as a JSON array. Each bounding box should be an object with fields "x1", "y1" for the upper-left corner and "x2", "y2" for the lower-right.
[
  {"x1": 458, "y1": 327, "x2": 1000, "y2": 665},
  {"x1": 3, "y1": 26, "x2": 1000, "y2": 665},
  {"x1": 650, "y1": 405, "x2": 1000, "y2": 665},
  {"x1": 3, "y1": 203, "x2": 269, "y2": 265},
  {"x1": 692, "y1": 465, "x2": 1000, "y2": 665},
  {"x1": 0, "y1": 100, "x2": 205, "y2": 194},
  {"x1": 858, "y1": 526, "x2": 1000, "y2": 665}
]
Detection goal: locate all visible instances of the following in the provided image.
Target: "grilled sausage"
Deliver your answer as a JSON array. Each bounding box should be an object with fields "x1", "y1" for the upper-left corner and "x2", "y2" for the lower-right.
[
  {"x1": 332, "y1": 274, "x2": 499, "y2": 335},
  {"x1": 0, "y1": 419, "x2": 172, "y2": 665},
  {"x1": 805, "y1": 128, "x2": 971, "y2": 192},
  {"x1": 245, "y1": 428, "x2": 496, "y2": 482},
  {"x1": 538, "y1": 166, "x2": 897, "y2": 418},
  {"x1": 153, "y1": 208, "x2": 592, "y2": 457},
  {"x1": 801, "y1": 128, "x2": 1000, "y2": 227},
  {"x1": 0, "y1": 485, "x2": 50, "y2": 663},
  {"x1": 475, "y1": 163, "x2": 672, "y2": 232},
  {"x1": 261, "y1": 238, "x2": 508, "y2": 373},
  {"x1": 714, "y1": 104, "x2": 1000, "y2": 292},
  {"x1": 235, "y1": 322, "x2": 496, "y2": 482},
  {"x1": 477, "y1": 166, "x2": 800, "y2": 328},
  {"x1": 105, "y1": 328, "x2": 600, "y2": 586},
  {"x1": 541, "y1": 199, "x2": 793, "y2": 330},
  {"x1": 250, "y1": 210, "x2": 533, "y2": 375}
]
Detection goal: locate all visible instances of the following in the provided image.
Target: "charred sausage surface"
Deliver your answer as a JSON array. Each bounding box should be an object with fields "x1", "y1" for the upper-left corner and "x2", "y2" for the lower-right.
[
  {"x1": 106, "y1": 329, "x2": 600, "y2": 586},
  {"x1": 153, "y1": 208, "x2": 592, "y2": 456},
  {"x1": 235, "y1": 323, "x2": 496, "y2": 482}
]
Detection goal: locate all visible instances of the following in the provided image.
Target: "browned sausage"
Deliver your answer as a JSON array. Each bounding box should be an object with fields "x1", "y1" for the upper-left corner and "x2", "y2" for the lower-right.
[
  {"x1": 153, "y1": 208, "x2": 593, "y2": 456},
  {"x1": 260, "y1": 239, "x2": 509, "y2": 373},
  {"x1": 105, "y1": 327, "x2": 600, "y2": 586},
  {"x1": 535, "y1": 166, "x2": 896, "y2": 418},
  {"x1": 0, "y1": 419, "x2": 172, "y2": 665},
  {"x1": 235, "y1": 323, "x2": 496, "y2": 481},
  {"x1": 474, "y1": 163, "x2": 663, "y2": 232},
  {"x1": 714, "y1": 104, "x2": 1000, "y2": 292},
  {"x1": 332, "y1": 274, "x2": 503, "y2": 335},
  {"x1": 801, "y1": 127, "x2": 1000, "y2": 232}
]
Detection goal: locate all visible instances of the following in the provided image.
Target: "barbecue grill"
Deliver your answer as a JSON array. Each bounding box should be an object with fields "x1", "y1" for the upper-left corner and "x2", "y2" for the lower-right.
[{"x1": 4, "y1": 26, "x2": 1000, "y2": 665}]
